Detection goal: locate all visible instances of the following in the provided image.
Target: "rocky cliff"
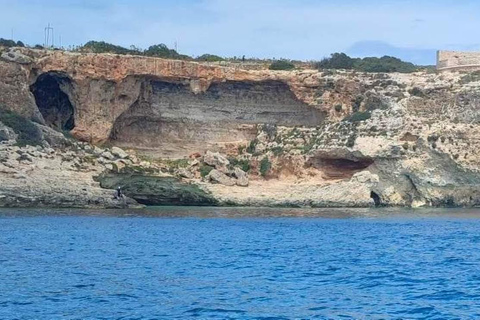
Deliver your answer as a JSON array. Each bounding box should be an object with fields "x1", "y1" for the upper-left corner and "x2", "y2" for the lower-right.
[{"x1": 2, "y1": 47, "x2": 480, "y2": 208}]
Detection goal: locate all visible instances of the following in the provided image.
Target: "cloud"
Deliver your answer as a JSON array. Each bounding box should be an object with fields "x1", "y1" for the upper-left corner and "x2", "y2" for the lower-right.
[{"x1": 0, "y1": 0, "x2": 479, "y2": 62}]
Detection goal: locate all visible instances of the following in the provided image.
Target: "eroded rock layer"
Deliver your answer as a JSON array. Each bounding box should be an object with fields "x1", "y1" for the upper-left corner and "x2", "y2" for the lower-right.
[{"x1": 110, "y1": 79, "x2": 323, "y2": 157}]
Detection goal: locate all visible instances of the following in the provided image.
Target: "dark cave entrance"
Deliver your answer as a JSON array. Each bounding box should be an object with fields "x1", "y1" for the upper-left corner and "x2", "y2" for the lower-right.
[
  {"x1": 30, "y1": 72, "x2": 75, "y2": 131},
  {"x1": 307, "y1": 157, "x2": 374, "y2": 180},
  {"x1": 370, "y1": 191, "x2": 381, "y2": 207}
]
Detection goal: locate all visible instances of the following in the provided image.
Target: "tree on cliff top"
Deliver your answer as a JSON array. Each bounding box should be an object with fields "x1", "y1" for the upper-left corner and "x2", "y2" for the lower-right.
[
  {"x1": 78, "y1": 41, "x2": 191, "y2": 60},
  {"x1": 0, "y1": 38, "x2": 25, "y2": 48},
  {"x1": 196, "y1": 54, "x2": 225, "y2": 62},
  {"x1": 315, "y1": 52, "x2": 418, "y2": 73},
  {"x1": 144, "y1": 44, "x2": 191, "y2": 60},
  {"x1": 316, "y1": 53, "x2": 355, "y2": 70},
  {"x1": 354, "y1": 56, "x2": 417, "y2": 73},
  {"x1": 80, "y1": 41, "x2": 134, "y2": 55}
]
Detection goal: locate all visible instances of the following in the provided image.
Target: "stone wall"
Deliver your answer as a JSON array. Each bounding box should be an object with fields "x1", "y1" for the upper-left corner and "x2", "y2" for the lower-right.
[{"x1": 437, "y1": 50, "x2": 480, "y2": 71}]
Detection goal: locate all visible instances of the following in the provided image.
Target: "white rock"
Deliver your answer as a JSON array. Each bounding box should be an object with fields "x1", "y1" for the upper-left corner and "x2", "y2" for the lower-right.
[
  {"x1": 101, "y1": 151, "x2": 115, "y2": 160},
  {"x1": 204, "y1": 151, "x2": 229, "y2": 168},
  {"x1": 111, "y1": 146, "x2": 129, "y2": 159},
  {"x1": 233, "y1": 167, "x2": 249, "y2": 187},
  {"x1": 351, "y1": 171, "x2": 379, "y2": 184},
  {"x1": 206, "y1": 169, "x2": 236, "y2": 186}
]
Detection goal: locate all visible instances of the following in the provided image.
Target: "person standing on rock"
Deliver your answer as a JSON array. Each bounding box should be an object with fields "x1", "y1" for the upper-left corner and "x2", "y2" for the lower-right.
[
  {"x1": 114, "y1": 186, "x2": 127, "y2": 208},
  {"x1": 115, "y1": 186, "x2": 123, "y2": 200}
]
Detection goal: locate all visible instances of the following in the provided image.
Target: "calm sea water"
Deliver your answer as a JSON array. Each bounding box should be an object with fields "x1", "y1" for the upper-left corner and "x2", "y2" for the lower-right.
[{"x1": 1, "y1": 207, "x2": 480, "y2": 319}]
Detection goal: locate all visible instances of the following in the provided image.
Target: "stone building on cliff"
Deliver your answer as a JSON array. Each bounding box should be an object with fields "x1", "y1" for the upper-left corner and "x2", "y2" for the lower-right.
[{"x1": 437, "y1": 50, "x2": 480, "y2": 71}]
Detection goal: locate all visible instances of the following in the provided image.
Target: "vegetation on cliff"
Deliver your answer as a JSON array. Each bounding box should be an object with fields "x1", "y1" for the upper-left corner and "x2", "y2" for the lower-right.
[
  {"x1": 0, "y1": 106, "x2": 42, "y2": 147},
  {"x1": 80, "y1": 41, "x2": 135, "y2": 55},
  {"x1": 316, "y1": 53, "x2": 418, "y2": 73},
  {"x1": 3, "y1": 36, "x2": 431, "y2": 72},
  {"x1": 0, "y1": 38, "x2": 24, "y2": 48},
  {"x1": 79, "y1": 41, "x2": 190, "y2": 60},
  {"x1": 197, "y1": 54, "x2": 225, "y2": 62},
  {"x1": 269, "y1": 60, "x2": 295, "y2": 71},
  {"x1": 144, "y1": 44, "x2": 190, "y2": 60}
]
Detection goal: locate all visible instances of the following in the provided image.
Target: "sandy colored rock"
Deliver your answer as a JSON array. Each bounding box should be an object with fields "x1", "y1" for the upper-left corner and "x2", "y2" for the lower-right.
[
  {"x1": 204, "y1": 151, "x2": 230, "y2": 168},
  {"x1": 233, "y1": 167, "x2": 249, "y2": 187},
  {"x1": 206, "y1": 169, "x2": 236, "y2": 186},
  {"x1": 111, "y1": 146, "x2": 128, "y2": 159}
]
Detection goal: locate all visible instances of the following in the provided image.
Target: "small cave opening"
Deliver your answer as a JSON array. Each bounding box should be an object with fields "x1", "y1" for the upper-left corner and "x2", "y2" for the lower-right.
[
  {"x1": 30, "y1": 72, "x2": 75, "y2": 131},
  {"x1": 370, "y1": 191, "x2": 381, "y2": 207},
  {"x1": 307, "y1": 157, "x2": 374, "y2": 180}
]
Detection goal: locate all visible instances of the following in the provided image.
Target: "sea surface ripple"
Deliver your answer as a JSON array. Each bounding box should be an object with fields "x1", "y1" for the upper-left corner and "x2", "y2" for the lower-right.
[{"x1": 1, "y1": 207, "x2": 480, "y2": 319}]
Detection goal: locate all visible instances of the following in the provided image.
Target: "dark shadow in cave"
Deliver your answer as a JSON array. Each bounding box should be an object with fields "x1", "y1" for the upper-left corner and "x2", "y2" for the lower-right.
[
  {"x1": 307, "y1": 158, "x2": 374, "y2": 180},
  {"x1": 370, "y1": 191, "x2": 381, "y2": 207},
  {"x1": 30, "y1": 72, "x2": 75, "y2": 131}
]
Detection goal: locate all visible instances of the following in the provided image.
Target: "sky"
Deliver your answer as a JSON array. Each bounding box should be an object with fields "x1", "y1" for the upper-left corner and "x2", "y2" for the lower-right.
[{"x1": 1, "y1": 0, "x2": 480, "y2": 65}]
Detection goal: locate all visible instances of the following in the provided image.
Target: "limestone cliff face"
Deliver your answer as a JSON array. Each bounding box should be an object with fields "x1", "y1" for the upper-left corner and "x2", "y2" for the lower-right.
[
  {"x1": 0, "y1": 48, "x2": 325, "y2": 156},
  {"x1": 2, "y1": 47, "x2": 480, "y2": 208}
]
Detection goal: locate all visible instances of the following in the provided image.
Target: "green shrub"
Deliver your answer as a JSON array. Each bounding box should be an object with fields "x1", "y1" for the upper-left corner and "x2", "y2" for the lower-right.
[
  {"x1": 200, "y1": 164, "x2": 215, "y2": 177},
  {"x1": 259, "y1": 157, "x2": 271, "y2": 177},
  {"x1": 229, "y1": 158, "x2": 251, "y2": 172},
  {"x1": 144, "y1": 44, "x2": 190, "y2": 59},
  {"x1": 271, "y1": 146, "x2": 284, "y2": 156},
  {"x1": 316, "y1": 53, "x2": 354, "y2": 70},
  {"x1": 0, "y1": 107, "x2": 42, "y2": 147},
  {"x1": 246, "y1": 139, "x2": 258, "y2": 154},
  {"x1": 79, "y1": 41, "x2": 191, "y2": 60},
  {"x1": 0, "y1": 38, "x2": 23, "y2": 47},
  {"x1": 197, "y1": 54, "x2": 224, "y2": 62},
  {"x1": 315, "y1": 52, "x2": 419, "y2": 73},
  {"x1": 80, "y1": 41, "x2": 134, "y2": 55},
  {"x1": 269, "y1": 60, "x2": 295, "y2": 71},
  {"x1": 354, "y1": 56, "x2": 417, "y2": 73}
]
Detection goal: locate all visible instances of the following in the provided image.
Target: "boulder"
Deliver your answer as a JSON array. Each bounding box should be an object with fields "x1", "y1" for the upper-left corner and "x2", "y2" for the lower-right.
[
  {"x1": 233, "y1": 167, "x2": 249, "y2": 187},
  {"x1": 111, "y1": 146, "x2": 129, "y2": 159},
  {"x1": 113, "y1": 160, "x2": 126, "y2": 172},
  {"x1": 177, "y1": 168, "x2": 194, "y2": 179},
  {"x1": 93, "y1": 146, "x2": 104, "y2": 156},
  {"x1": 34, "y1": 123, "x2": 70, "y2": 147},
  {"x1": 16, "y1": 153, "x2": 32, "y2": 162},
  {"x1": 96, "y1": 173, "x2": 218, "y2": 206},
  {"x1": 204, "y1": 151, "x2": 229, "y2": 168},
  {"x1": 0, "y1": 121, "x2": 17, "y2": 142},
  {"x1": 101, "y1": 151, "x2": 115, "y2": 160},
  {"x1": 1, "y1": 50, "x2": 33, "y2": 64},
  {"x1": 206, "y1": 169, "x2": 236, "y2": 186},
  {"x1": 189, "y1": 159, "x2": 200, "y2": 167}
]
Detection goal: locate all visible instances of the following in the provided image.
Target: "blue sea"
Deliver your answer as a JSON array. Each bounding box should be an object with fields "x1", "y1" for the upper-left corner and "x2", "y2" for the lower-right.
[{"x1": 1, "y1": 207, "x2": 480, "y2": 319}]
